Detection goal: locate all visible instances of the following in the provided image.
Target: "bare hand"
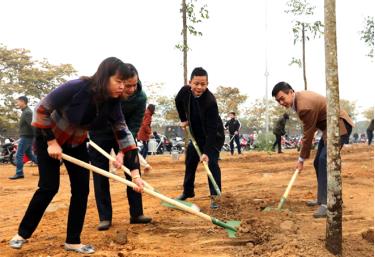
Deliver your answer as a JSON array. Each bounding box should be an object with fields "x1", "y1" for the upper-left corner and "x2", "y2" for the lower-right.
[
  {"x1": 113, "y1": 152, "x2": 124, "y2": 169},
  {"x1": 180, "y1": 121, "x2": 188, "y2": 128},
  {"x1": 132, "y1": 177, "x2": 144, "y2": 193},
  {"x1": 234, "y1": 131, "x2": 239, "y2": 135},
  {"x1": 47, "y1": 139, "x2": 62, "y2": 160},
  {"x1": 144, "y1": 164, "x2": 152, "y2": 174},
  {"x1": 200, "y1": 154, "x2": 209, "y2": 163},
  {"x1": 296, "y1": 161, "x2": 304, "y2": 172}
]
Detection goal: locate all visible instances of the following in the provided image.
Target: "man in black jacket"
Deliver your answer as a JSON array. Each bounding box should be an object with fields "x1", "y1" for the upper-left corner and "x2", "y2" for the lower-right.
[
  {"x1": 9, "y1": 96, "x2": 37, "y2": 180},
  {"x1": 224, "y1": 112, "x2": 242, "y2": 155},
  {"x1": 175, "y1": 67, "x2": 225, "y2": 209},
  {"x1": 88, "y1": 63, "x2": 151, "y2": 231},
  {"x1": 272, "y1": 113, "x2": 289, "y2": 153}
]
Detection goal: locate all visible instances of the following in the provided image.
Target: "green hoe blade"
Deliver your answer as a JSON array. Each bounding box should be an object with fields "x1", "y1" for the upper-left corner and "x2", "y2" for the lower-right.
[{"x1": 212, "y1": 218, "x2": 241, "y2": 238}]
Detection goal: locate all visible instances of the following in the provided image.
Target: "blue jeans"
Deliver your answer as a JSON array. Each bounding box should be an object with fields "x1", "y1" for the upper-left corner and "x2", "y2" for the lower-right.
[
  {"x1": 141, "y1": 140, "x2": 149, "y2": 159},
  {"x1": 16, "y1": 137, "x2": 37, "y2": 176}
]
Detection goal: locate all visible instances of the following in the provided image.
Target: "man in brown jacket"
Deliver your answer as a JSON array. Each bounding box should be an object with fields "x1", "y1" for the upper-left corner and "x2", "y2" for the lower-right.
[
  {"x1": 137, "y1": 104, "x2": 155, "y2": 159},
  {"x1": 272, "y1": 82, "x2": 354, "y2": 218}
]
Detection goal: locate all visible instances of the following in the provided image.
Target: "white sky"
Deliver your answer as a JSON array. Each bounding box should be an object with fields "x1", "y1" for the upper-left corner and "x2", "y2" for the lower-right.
[{"x1": 0, "y1": 0, "x2": 373, "y2": 119}]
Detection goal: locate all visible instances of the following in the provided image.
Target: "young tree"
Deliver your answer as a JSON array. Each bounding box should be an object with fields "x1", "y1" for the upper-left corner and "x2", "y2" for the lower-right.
[
  {"x1": 176, "y1": 0, "x2": 209, "y2": 85},
  {"x1": 214, "y1": 86, "x2": 247, "y2": 117},
  {"x1": 360, "y1": 16, "x2": 374, "y2": 58},
  {"x1": 285, "y1": 0, "x2": 324, "y2": 90},
  {"x1": 324, "y1": 0, "x2": 342, "y2": 254}
]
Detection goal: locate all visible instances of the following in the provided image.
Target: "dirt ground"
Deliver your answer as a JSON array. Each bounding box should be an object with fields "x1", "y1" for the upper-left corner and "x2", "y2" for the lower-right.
[{"x1": 0, "y1": 144, "x2": 373, "y2": 257}]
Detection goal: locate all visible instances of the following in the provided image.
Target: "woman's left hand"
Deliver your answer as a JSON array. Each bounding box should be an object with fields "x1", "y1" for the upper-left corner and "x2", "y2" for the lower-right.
[{"x1": 113, "y1": 152, "x2": 124, "y2": 169}]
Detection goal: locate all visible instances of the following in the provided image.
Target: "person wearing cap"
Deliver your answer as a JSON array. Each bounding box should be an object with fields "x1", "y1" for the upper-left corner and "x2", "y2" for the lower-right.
[
  {"x1": 271, "y1": 82, "x2": 354, "y2": 218},
  {"x1": 272, "y1": 113, "x2": 289, "y2": 154},
  {"x1": 9, "y1": 96, "x2": 38, "y2": 180}
]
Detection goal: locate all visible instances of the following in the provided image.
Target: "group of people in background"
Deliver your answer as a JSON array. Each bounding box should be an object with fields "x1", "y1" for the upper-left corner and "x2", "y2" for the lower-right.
[{"x1": 6, "y1": 56, "x2": 370, "y2": 254}]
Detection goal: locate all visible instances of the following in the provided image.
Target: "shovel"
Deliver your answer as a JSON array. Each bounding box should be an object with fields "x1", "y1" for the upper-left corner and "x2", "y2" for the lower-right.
[
  {"x1": 88, "y1": 140, "x2": 198, "y2": 211},
  {"x1": 61, "y1": 153, "x2": 240, "y2": 238},
  {"x1": 263, "y1": 169, "x2": 300, "y2": 211},
  {"x1": 185, "y1": 126, "x2": 222, "y2": 196}
]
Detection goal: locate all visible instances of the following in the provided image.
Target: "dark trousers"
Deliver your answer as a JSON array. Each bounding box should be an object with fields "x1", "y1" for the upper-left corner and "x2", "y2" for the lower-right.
[
  {"x1": 229, "y1": 134, "x2": 241, "y2": 154},
  {"x1": 183, "y1": 142, "x2": 222, "y2": 196},
  {"x1": 140, "y1": 140, "x2": 149, "y2": 159},
  {"x1": 313, "y1": 123, "x2": 352, "y2": 205},
  {"x1": 18, "y1": 138, "x2": 89, "y2": 244},
  {"x1": 88, "y1": 137, "x2": 143, "y2": 221},
  {"x1": 367, "y1": 130, "x2": 373, "y2": 145},
  {"x1": 272, "y1": 133, "x2": 282, "y2": 153},
  {"x1": 313, "y1": 138, "x2": 327, "y2": 205}
]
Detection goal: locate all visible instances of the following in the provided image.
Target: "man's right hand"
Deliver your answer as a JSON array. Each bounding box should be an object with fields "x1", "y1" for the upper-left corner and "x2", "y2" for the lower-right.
[{"x1": 47, "y1": 139, "x2": 62, "y2": 160}]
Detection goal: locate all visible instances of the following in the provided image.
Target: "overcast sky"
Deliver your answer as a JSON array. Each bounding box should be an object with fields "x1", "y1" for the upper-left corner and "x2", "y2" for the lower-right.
[{"x1": 0, "y1": 0, "x2": 373, "y2": 119}]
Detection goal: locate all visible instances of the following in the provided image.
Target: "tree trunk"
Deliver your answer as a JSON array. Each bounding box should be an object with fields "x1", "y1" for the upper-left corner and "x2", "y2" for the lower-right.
[
  {"x1": 302, "y1": 23, "x2": 307, "y2": 90},
  {"x1": 324, "y1": 0, "x2": 342, "y2": 255},
  {"x1": 182, "y1": 0, "x2": 188, "y2": 85}
]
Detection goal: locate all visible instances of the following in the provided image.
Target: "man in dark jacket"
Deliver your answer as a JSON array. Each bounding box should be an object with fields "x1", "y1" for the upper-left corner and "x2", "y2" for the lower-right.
[
  {"x1": 272, "y1": 113, "x2": 289, "y2": 153},
  {"x1": 89, "y1": 63, "x2": 151, "y2": 231},
  {"x1": 9, "y1": 96, "x2": 37, "y2": 180},
  {"x1": 224, "y1": 112, "x2": 242, "y2": 155},
  {"x1": 175, "y1": 67, "x2": 225, "y2": 209}
]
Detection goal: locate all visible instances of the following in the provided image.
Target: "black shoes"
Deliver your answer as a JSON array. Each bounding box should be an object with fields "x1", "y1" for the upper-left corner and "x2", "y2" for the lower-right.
[
  {"x1": 9, "y1": 174, "x2": 24, "y2": 180},
  {"x1": 97, "y1": 220, "x2": 111, "y2": 231},
  {"x1": 175, "y1": 193, "x2": 195, "y2": 201},
  {"x1": 210, "y1": 196, "x2": 219, "y2": 209},
  {"x1": 130, "y1": 215, "x2": 152, "y2": 224}
]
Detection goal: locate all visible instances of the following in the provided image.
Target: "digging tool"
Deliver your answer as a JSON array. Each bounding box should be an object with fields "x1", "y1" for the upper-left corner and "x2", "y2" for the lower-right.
[
  {"x1": 185, "y1": 126, "x2": 222, "y2": 196},
  {"x1": 263, "y1": 169, "x2": 300, "y2": 211},
  {"x1": 138, "y1": 153, "x2": 152, "y2": 173},
  {"x1": 61, "y1": 153, "x2": 240, "y2": 238},
  {"x1": 229, "y1": 135, "x2": 235, "y2": 143},
  {"x1": 88, "y1": 140, "x2": 198, "y2": 211}
]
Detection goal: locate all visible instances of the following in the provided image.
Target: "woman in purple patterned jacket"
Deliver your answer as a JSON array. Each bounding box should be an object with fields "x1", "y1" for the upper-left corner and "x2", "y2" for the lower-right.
[{"x1": 9, "y1": 57, "x2": 144, "y2": 254}]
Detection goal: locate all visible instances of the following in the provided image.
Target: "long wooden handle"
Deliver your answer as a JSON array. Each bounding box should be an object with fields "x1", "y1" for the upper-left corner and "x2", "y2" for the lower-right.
[
  {"x1": 61, "y1": 153, "x2": 211, "y2": 222},
  {"x1": 138, "y1": 153, "x2": 149, "y2": 167},
  {"x1": 88, "y1": 140, "x2": 154, "y2": 191},
  {"x1": 185, "y1": 126, "x2": 222, "y2": 196},
  {"x1": 277, "y1": 169, "x2": 300, "y2": 209}
]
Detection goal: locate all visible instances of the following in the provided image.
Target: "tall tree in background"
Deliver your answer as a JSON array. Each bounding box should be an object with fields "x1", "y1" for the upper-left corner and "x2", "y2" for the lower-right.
[
  {"x1": 214, "y1": 86, "x2": 247, "y2": 117},
  {"x1": 176, "y1": 0, "x2": 209, "y2": 85},
  {"x1": 324, "y1": 0, "x2": 342, "y2": 255},
  {"x1": 362, "y1": 107, "x2": 374, "y2": 121},
  {"x1": 285, "y1": 0, "x2": 324, "y2": 90},
  {"x1": 359, "y1": 16, "x2": 374, "y2": 58},
  {"x1": 0, "y1": 44, "x2": 75, "y2": 129},
  {"x1": 339, "y1": 99, "x2": 357, "y2": 121}
]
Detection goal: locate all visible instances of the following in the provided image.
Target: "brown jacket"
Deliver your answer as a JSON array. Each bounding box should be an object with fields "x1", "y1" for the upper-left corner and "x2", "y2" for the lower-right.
[
  {"x1": 137, "y1": 109, "x2": 153, "y2": 141},
  {"x1": 295, "y1": 91, "x2": 354, "y2": 159}
]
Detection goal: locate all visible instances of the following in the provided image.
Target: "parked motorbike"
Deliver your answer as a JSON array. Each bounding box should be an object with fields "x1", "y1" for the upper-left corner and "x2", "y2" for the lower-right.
[{"x1": 0, "y1": 138, "x2": 16, "y2": 164}]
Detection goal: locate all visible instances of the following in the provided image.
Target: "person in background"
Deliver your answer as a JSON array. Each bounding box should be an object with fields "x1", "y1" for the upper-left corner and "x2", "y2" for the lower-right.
[
  {"x1": 9, "y1": 57, "x2": 144, "y2": 254},
  {"x1": 137, "y1": 104, "x2": 155, "y2": 159},
  {"x1": 272, "y1": 113, "x2": 289, "y2": 154},
  {"x1": 9, "y1": 96, "x2": 38, "y2": 180},
  {"x1": 224, "y1": 112, "x2": 241, "y2": 155}
]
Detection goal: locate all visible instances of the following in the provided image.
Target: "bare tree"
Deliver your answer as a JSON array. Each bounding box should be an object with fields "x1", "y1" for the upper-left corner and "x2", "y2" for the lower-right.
[
  {"x1": 324, "y1": 0, "x2": 342, "y2": 255},
  {"x1": 176, "y1": 0, "x2": 209, "y2": 85}
]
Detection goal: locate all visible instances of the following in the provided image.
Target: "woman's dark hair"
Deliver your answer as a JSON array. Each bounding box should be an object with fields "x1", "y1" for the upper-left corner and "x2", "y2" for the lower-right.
[
  {"x1": 81, "y1": 57, "x2": 134, "y2": 102},
  {"x1": 190, "y1": 67, "x2": 208, "y2": 80},
  {"x1": 271, "y1": 81, "x2": 294, "y2": 97}
]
